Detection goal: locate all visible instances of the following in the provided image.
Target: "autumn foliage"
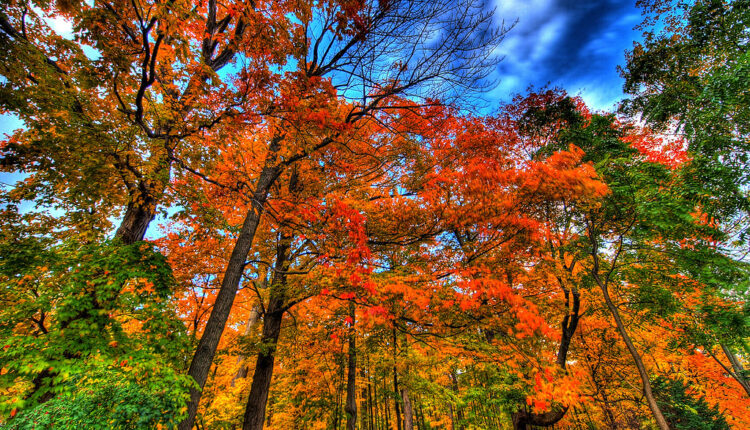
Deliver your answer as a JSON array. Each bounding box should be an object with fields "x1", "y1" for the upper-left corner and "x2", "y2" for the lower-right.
[{"x1": 0, "y1": 0, "x2": 749, "y2": 429}]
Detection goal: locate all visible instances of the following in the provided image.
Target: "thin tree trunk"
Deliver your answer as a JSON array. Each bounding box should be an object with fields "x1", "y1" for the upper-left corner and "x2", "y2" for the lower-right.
[
  {"x1": 416, "y1": 395, "x2": 426, "y2": 430},
  {"x1": 721, "y1": 343, "x2": 750, "y2": 397},
  {"x1": 450, "y1": 370, "x2": 464, "y2": 429},
  {"x1": 393, "y1": 329, "x2": 402, "y2": 430},
  {"x1": 588, "y1": 227, "x2": 669, "y2": 430},
  {"x1": 360, "y1": 385, "x2": 368, "y2": 430},
  {"x1": 371, "y1": 363, "x2": 381, "y2": 430},
  {"x1": 346, "y1": 302, "x2": 358, "y2": 430},
  {"x1": 512, "y1": 287, "x2": 579, "y2": 429},
  {"x1": 367, "y1": 373, "x2": 375, "y2": 430},
  {"x1": 401, "y1": 387, "x2": 414, "y2": 430},
  {"x1": 383, "y1": 374, "x2": 391, "y2": 430},
  {"x1": 179, "y1": 136, "x2": 283, "y2": 430},
  {"x1": 596, "y1": 277, "x2": 669, "y2": 430},
  {"x1": 242, "y1": 232, "x2": 293, "y2": 430}
]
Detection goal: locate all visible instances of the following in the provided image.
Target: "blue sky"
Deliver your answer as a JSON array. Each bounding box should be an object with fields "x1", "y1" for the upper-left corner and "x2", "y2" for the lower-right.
[{"x1": 489, "y1": 0, "x2": 644, "y2": 111}]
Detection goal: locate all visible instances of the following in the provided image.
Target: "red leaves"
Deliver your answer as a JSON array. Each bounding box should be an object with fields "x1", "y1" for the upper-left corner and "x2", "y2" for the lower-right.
[{"x1": 623, "y1": 125, "x2": 689, "y2": 168}]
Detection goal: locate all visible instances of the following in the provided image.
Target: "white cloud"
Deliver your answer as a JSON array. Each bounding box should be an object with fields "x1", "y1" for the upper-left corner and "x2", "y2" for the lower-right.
[
  {"x1": 490, "y1": 0, "x2": 570, "y2": 100},
  {"x1": 486, "y1": 0, "x2": 642, "y2": 112},
  {"x1": 46, "y1": 15, "x2": 74, "y2": 40}
]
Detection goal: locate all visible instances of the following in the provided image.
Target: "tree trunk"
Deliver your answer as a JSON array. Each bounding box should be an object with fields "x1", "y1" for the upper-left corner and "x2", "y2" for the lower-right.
[
  {"x1": 383, "y1": 375, "x2": 391, "y2": 430},
  {"x1": 587, "y1": 228, "x2": 669, "y2": 430},
  {"x1": 401, "y1": 387, "x2": 414, "y2": 430},
  {"x1": 449, "y1": 370, "x2": 463, "y2": 430},
  {"x1": 393, "y1": 329, "x2": 402, "y2": 430},
  {"x1": 179, "y1": 137, "x2": 283, "y2": 430},
  {"x1": 114, "y1": 189, "x2": 158, "y2": 244},
  {"x1": 556, "y1": 288, "x2": 580, "y2": 369},
  {"x1": 242, "y1": 232, "x2": 293, "y2": 430},
  {"x1": 114, "y1": 152, "x2": 171, "y2": 244},
  {"x1": 512, "y1": 406, "x2": 569, "y2": 430},
  {"x1": 240, "y1": 306, "x2": 283, "y2": 430},
  {"x1": 346, "y1": 303, "x2": 358, "y2": 430},
  {"x1": 368, "y1": 379, "x2": 375, "y2": 430},
  {"x1": 597, "y1": 280, "x2": 669, "y2": 430},
  {"x1": 721, "y1": 344, "x2": 750, "y2": 397},
  {"x1": 511, "y1": 287, "x2": 580, "y2": 429}
]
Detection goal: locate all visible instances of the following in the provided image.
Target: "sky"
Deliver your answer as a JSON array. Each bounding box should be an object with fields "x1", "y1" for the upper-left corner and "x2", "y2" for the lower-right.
[{"x1": 489, "y1": 0, "x2": 644, "y2": 111}]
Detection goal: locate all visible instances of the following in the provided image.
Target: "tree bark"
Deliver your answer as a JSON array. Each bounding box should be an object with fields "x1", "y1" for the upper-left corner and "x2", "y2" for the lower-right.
[
  {"x1": 597, "y1": 279, "x2": 669, "y2": 430},
  {"x1": 179, "y1": 137, "x2": 283, "y2": 430},
  {"x1": 114, "y1": 149, "x2": 171, "y2": 245},
  {"x1": 512, "y1": 406, "x2": 569, "y2": 430},
  {"x1": 449, "y1": 370, "x2": 463, "y2": 430},
  {"x1": 346, "y1": 302, "x2": 358, "y2": 430},
  {"x1": 242, "y1": 232, "x2": 293, "y2": 430},
  {"x1": 401, "y1": 387, "x2": 414, "y2": 430},
  {"x1": 448, "y1": 402, "x2": 455, "y2": 430},
  {"x1": 721, "y1": 344, "x2": 750, "y2": 397},
  {"x1": 393, "y1": 329, "x2": 402, "y2": 430},
  {"x1": 556, "y1": 287, "x2": 580, "y2": 369},
  {"x1": 114, "y1": 188, "x2": 158, "y2": 244}
]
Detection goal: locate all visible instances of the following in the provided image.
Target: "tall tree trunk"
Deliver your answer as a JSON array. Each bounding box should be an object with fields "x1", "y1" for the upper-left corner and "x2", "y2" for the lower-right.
[
  {"x1": 393, "y1": 329, "x2": 402, "y2": 430},
  {"x1": 368, "y1": 378, "x2": 375, "y2": 430},
  {"x1": 179, "y1": 137, "x2": 283, "y2": 430},
  {"x1": 588, "y1": 227, "x2": 669, "y2": 430},
  {"x1": 346, "y1": 302, "x2": 358, "y2": 430},
  {"x1": 231, "y1": 303, "x2": 262, "y2": 387},
  {"x1": 556, "y1": 287, "x2": 580, "y2": 368},
  {"x1": 720, "y1": 344, "x2": 750, "y2": 397},
  {"x1": 416, "y1": 395, "x2": 426, "y2": 430},
  {"x1": 242, "y1": 232, "x2": 293, "y2": 430},
  {"x1": 512, "y1": 287, "x2": 579, "y2": 429},
  {"x1": 596, "y1": 278, "x2": 669, "y2": 430},
  {"x1": 383, "y1": 375, "x2": 391, "y2": 430},
  {"x1": 401, "y1": 387, "x2": 414, "y2": 430},
  {"x1": 449, "y1": 370, "x2": 463, "y2": 430}
]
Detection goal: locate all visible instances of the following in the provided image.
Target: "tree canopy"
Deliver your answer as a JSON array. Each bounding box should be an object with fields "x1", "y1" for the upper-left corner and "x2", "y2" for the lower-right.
[{"x1": 1, "y1": 0, "x2": 748, "y2": 429}]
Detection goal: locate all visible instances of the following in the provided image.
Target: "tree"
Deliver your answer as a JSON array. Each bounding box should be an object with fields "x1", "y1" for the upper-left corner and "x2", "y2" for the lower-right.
[
  {"x1": 1, "y1": 0, "x2": 279, "y2": 243},
  {"x1": 175, "y1": 1, "x2": 507, "y2": 428}
]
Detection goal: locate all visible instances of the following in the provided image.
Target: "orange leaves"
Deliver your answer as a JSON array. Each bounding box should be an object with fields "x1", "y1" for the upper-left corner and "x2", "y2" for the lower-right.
[
  {"x1": 526, "y1": 367, "x2": 582, "y2": 413},
  {"x1": 516, "y1": 144, "x2": 609, "y2": 204},
  {"x1": 622, "y1": 125, "x2": 689, "y2": 169}
]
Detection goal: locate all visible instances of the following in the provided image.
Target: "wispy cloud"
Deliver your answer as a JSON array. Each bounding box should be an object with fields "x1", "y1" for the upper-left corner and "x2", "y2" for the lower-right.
[{"x1": 489, "y1": 0, "x2": 643, "y2": 111}]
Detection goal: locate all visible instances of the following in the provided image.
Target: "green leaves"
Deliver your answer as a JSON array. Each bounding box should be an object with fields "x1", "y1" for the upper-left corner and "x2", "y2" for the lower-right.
[
  {"x1": 0, "y1": 238, "x2": 188, "y2": 419},
  {"x1": 652, "y1": 376, "x2": 731, "y2": 430},
  {"x1": 622, "y1": 0, "x2": 750, "y2": 235},
  {"x1": 6, "y1": 357, "x2": 195, "y2": 430}
]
